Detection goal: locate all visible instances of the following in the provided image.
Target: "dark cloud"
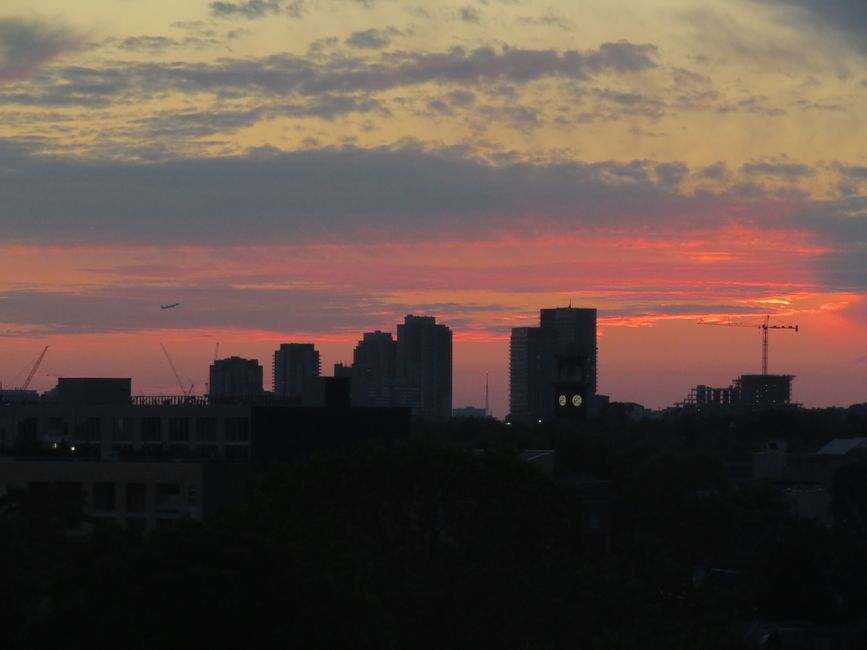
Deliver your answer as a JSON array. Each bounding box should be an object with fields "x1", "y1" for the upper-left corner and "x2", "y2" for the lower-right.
[
  {"x1": 0, "y1": 284, "x2": 391, "y2": 337},
  {"x1": 135, "y1": 96, "x2": 385, "y2": 138},
  {"x1": 698, "y1": 162, "x2": 729, "y2": 181},
  {"x1": 209, "y1": 0, "x2": 283, "y2": 19},
  {"x1": 1, "y1": 141, "x2": 865, "y2": 298},
  {"x1": 718, "y1": 95, "x2": 785, "y2": 116},
  {"x1": 209, "y1": 0, "x2": 376, "y2": 20},
  {"x1": 0, "y1": 17, "x2": 81, "y2": 81},
  {"x1": 754, "y1": 0, "x2": 867, "y2": 52},
  {"x1": 345, "y1": 27, "x2": 400, "y2": 50},
  {"x1": 517, "y1": 14, "x2": 574, "y2": 31},
  {"x1": 447, "y1": 90, "x2": 476, "y2": 106},
  {"x1": 459, "y1": 7, "x2": 482, "y2": 23},
  {"x1": 795, "y1": 99, "x2": 846, "y2": 112},
  {"x1": 655, "y1": 162, "x2": 689, "y2": 187},
  {"x1": 0, "y1": 144, "x2": 715, "y2": 245},
  {"x1": 117, "y1": 35, "x2": 223, "y2": 52},
  {"x1": 741, "y1": 161, "x2": 814, "y2": 179},
  {"x1": 479, "y1": 104, "x2": 539, "y2": 131},
  {"x1": 671, "y1": 67, "x2": 710, "y2": 85},
  {"x1": 791, "y1": 196, "x2": 867, "y2": 290},
  {"x1": 0, "y1": 42, "x2": 658, "y2": 108}
]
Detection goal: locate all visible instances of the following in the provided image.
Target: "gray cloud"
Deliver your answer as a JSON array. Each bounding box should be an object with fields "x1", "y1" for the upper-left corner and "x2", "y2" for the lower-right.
[
  {"x1": 790, "y1": 196, "x2": 867, "y2": 290},
  {"x1": 209, "y1": 0, "x2": 377, "y2": 20},
  {"x1": 754, "y1": 0, "x2": 867, "y2": 52},
  {"x1": 4, "y1": 141, "x2": 862, "y2": 298},
  {"x1": 117, "y1": 35, "x2": 223, "y2": 52},
  {"x1": 345, "y1": 27, "x2": 400, "y2": 50},
  {"x1": 459, "y1": 7, "x2": 482, "y2": 23},
  {"x1": 0, "y1": 284, "x2": 391, "y2": 337},
  {"x1": 0, "y1": 42, "x2": 658, "y2": 108},
  {"x1": 517, "y1": 13, "x2": 574, "y2": 31},
  {"x1": 655, "y1": 162, "x2": 689, "y2": 187},
  {"x1": 447, "y1": 90, "x2": 476, "y2": 106},
  {"x1": 0, "y1": 144, "x2": 720, "y2": 245},
  {"x1": 0, "y1": 17, "x2": 81, "y2": 81},
  {"x1": 741, "y1": 161, "x2": 814, "y2": 179},
  {"x1": 135, "y1": 96, "x2": 385, "y2": 137},
  {"x1": 209, "y1": 0, "x2": 283, "y2": 19},
  {"x1": 698, "y1": 162, "x2": 729, "y2": 181}
]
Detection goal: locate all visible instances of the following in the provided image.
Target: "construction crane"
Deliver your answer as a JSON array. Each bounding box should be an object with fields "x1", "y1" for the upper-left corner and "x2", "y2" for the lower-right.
[
  {"x1": 22, "y1": 346, "x2": 49, "y2": 390},
  {"x1": 698, "y1": 315, "x2": 799, "y2": 375},
  {"x1": 160, "y1": 342, "x2": 193, "y2": 396}
]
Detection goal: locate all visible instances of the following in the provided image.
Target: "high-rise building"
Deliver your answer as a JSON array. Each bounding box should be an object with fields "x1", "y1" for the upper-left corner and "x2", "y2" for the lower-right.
[
  {"x1": 396, "y1": 315, "x2": 452, "y2": 420},
  {"x1": 539, "y1": 307, "x2": 597, "y2": 396},
  {"x1": 351, "y1": 330, "x2": 397, "y2": 407},
  {"x1": 509, "y1": 326, "x2": 556, "y2": 423},
  {"x1": 272, "y1": 343, "x2": 320, "y2": 398},
  {"x1": 209, "y1": 357, "x2": 263, "y2": 401},
  {"x1": 509, "y1": 306, "x2": 597, "y2": 422}
]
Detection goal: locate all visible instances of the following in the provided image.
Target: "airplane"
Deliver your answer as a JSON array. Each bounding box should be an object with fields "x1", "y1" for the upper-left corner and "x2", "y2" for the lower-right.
[{"x1": 160, "y1": 303, "x2": 180, "y2": 310}]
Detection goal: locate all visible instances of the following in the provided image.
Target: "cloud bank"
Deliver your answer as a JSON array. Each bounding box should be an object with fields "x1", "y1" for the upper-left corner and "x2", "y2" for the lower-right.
[{"x1": 0, "y1": 17, "x2": 81, "y2": 81}]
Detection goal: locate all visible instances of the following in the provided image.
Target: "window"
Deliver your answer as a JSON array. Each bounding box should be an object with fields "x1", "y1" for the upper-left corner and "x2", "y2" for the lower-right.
[
  {"x1": 74, "y1": 417, "x2": 100, "y2": 443},
  {"x1": 195, "y1": 417, "x2": 217, "y2": 442},
  {"x1": 141, "y1": 417, "x2": 161, "y2": 443},
  {"x1": 126, "y1": 483, "x2": 146, "y2": 514},
  {"x1": 92, "y1": 482, "x2": 116, "y2": 514},
  {"x1": 111, "y1": 417, "x2": 133, "y2": 442},
  {"x1": 196, "y1": 444, "x2": 219, "y2": 459},
  {"x1": 223, "y1": 446, "x2": 249, "y2": 461},
  {"x1": 224, "y1": 417, "x2": 249, "y2": 443},
  {"x1": 17, "y1": 417, "x2": 37, "y2": 442},
  {"x1": 155, "y1": 483, "x2": 180, "y2": 514},
  {"x1": 47, "y1": 417, "x2": 69, "y2": 438},
  {"x1": 168, "y1": 418, "x2": 190, "y2": 442}
]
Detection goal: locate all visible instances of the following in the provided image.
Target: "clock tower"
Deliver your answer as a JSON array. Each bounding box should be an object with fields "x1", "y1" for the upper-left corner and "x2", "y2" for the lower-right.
[{"x1": 554, "y1": 354, "x2": 588, "y2": 420}]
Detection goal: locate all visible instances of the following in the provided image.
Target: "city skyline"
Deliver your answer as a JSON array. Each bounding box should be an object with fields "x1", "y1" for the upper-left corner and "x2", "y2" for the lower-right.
[{"x1": 1, "y1": 1, "x2": 867, "y2": 414}]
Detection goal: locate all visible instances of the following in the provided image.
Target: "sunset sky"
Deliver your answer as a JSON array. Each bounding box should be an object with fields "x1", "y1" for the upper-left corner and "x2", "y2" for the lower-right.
[{"x1": 2, "y1": 0, "x2": 867, "y2": 415}]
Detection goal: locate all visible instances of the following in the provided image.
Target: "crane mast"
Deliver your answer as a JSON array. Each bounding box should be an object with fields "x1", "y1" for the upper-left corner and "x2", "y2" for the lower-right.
[
  {"x1": 698, "y1": 315, "x2": 799, "y2": 375},
  {"x1": 160, "y1": 342, "x2": 191, "y2": 396},
  {"x1": 22, "y1": 346, "x2": 49, "y2": 390}
]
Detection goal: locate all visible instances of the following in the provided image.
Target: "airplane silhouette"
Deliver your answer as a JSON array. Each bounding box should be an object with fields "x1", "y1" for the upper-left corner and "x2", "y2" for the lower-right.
[{"x1": 161, "y1": 303, "x2": 180, "y2": 309}]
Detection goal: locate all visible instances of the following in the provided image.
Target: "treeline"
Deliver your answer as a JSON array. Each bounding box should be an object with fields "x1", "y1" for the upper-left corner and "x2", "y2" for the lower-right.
[{"x1": 2, "y1": 407, "x2": 867, "y2": 649}]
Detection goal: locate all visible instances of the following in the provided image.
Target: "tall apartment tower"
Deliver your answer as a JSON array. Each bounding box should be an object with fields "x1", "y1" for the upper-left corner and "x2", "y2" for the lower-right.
[
  {"x1": 272, "y1": 343, "x2": 320, "y2": 398},
  {"x1": 351, "y1": 331, "x2": 397, "y2": 406},
  {"x1": 209, "y1": 356, "x2": 263, "y2": 401},
  {"x1": 509, "y1": 306, "x2": 597, "y2": 422},
  {"x1": 539, "y1": 307, "x2": 597, "y2": 396},
  {"x1": 396, "y1": 315, "x2": 452, "y2": 420},
  {"x1": 509, "y1": 326, "x2": 556, "y2": 423}
]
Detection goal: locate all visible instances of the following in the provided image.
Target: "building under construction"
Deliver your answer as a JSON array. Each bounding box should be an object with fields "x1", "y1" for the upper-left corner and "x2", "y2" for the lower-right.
[{"x1": 679, "y1": 374, "x2": 795, "y2": 415}]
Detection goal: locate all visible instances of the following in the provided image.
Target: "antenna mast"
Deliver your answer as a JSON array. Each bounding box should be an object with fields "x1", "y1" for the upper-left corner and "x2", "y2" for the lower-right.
[{"x1": 485, "y1": 371, "x2": 490, "y2": 417}]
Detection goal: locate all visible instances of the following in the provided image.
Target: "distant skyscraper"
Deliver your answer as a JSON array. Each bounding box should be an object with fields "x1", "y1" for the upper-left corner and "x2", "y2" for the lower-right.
[
  {"x1": 509, "y1": 326, "x2": 556, "y2": 422},
  {"x1": 209, "y1": 356, "x2": 263, "y2": 401},
  {"x1": 396, "y1": 315, "x2": 452, "y2": 420},
  {"x1": 273, "y1": 343, "x2": 320, "y2": 398},
  {"x1": 539, "y1": 307, "x2": 597, "y2": 396},
  {"x1": 351, "y1": 330, "x2": 397, "y2": 407},
  {"x1": 509, "y1": 306, "x2": 597, "y2": 422}
]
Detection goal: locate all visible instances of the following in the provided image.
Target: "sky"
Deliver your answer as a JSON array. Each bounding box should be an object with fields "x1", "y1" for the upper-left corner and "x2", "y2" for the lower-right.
[{"x1": 1, "y1": 0, "x2": 867, "y2": 415}]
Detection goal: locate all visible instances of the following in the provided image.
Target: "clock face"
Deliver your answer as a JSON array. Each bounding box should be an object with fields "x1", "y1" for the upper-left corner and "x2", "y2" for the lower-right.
[
  {"x1": 571, "y1": 394, "x2": 583, "y2": 407},
  {"x1": 558, "y1": 394, "x2": 567, "y2": 407}
]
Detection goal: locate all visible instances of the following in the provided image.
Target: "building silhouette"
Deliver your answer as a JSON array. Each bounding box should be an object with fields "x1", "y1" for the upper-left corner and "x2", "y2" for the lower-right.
[
  {"x1": 273, "y1": 343, "x2": 320, "y2": 399},
  {"x1": 510, "y1": 306, "x2": 597, "y2": 422},
  {"x1": 679, "y1": 374, "x2": 794, "y2": 414},
  {"x1": 396, "y1": 315, "x2": 452, "y2": 420},
  {"x1": 0, "y1": 377, "x2": 410, "y2": 531},
  {"x1": 351, "y1": 330, "x2": 398, "y2": 407},
  {"x1": 209, "y1": 356, "x2": 263, "y2": 402}
]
